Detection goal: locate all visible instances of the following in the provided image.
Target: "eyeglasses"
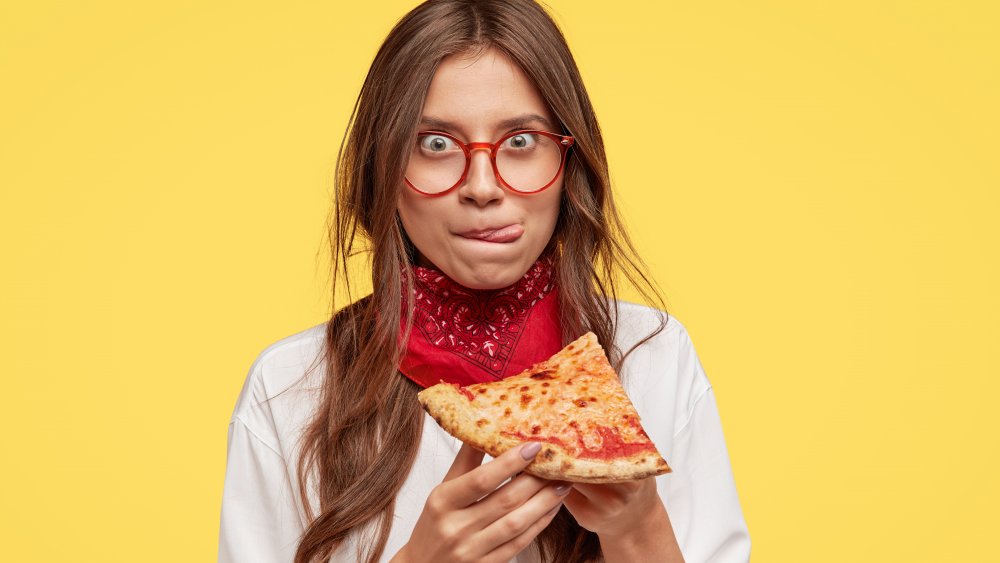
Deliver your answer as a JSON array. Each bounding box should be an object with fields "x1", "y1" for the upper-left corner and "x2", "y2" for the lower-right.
[{"x1": 404, "y1": 129, "x2": 575, "y2": 196}]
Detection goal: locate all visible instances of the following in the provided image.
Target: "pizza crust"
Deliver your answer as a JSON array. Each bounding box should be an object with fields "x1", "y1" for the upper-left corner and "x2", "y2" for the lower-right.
[{"x1": 417, "y1": 332, "x2": 672, "y2": 483}]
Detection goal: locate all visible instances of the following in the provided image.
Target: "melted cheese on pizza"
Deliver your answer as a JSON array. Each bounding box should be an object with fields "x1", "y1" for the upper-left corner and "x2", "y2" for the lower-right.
[{"x1": 451, "y1": 342, "x2": 656, "y2": 461}]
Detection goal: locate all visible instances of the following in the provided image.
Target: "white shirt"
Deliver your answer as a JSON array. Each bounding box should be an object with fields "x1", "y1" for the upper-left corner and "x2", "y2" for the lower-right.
[{"x1": 218, "y1": 301, "x2": 751, "y2": 562}]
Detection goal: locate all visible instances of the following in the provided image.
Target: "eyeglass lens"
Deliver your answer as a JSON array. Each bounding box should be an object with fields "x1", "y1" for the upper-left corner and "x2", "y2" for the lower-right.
[{"x1": 405, "y1": 132, "x2": 564, "y2": 194}]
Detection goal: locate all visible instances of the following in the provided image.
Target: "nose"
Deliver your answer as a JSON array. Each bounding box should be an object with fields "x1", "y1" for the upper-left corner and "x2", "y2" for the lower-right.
[{"x1": 458, "y1": 147, "x2": 504, "y2": 207}]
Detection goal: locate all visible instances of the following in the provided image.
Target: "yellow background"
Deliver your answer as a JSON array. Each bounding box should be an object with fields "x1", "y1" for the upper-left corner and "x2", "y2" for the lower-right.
[{"x1": 2, "y1": 1, "x2": 997, "y2": 561}]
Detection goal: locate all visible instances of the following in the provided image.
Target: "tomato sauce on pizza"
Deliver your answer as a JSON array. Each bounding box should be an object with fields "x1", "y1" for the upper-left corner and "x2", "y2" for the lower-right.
[{"x1": 418, "y1": 333, "x2": 671, "y2": 483}]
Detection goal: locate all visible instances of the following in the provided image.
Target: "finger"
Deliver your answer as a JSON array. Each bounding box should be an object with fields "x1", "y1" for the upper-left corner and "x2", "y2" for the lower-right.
[
  {"x1": 480, "y1": 488, "x2": 569, "y2": 563},
  {"x1": 443, "y1": 442, "x2": 486, "y2": 483},
  {"x1": 466, "y1": 472, "x2": 550, "y2": 526},
  {"x1": 476, "y1": 482, "x2": 570, "y2": 552},
  {"x1": 563, "y1": 482, "x2": 616, "y2": 516},
  {"x1": 568, "y1": 482, "x2": 597, "y2": 500},
  {"x1": 444, "y1": 442, "x2": 543, "y2": 507},
  {"x1": 572, "y1": 479, "x2": 645, "y2": 505},
  {"x1": 561, "y1": 487, "x2": 589, "y2": 517}
]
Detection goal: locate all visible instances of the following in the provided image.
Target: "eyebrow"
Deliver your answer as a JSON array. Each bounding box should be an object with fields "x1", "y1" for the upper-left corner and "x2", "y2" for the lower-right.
[{"x1": 418, "y1": 113, "x2": 554, "y2": 132}]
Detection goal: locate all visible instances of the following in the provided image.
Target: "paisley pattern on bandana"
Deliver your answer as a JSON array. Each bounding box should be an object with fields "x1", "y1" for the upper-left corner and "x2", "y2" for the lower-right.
[
  {"x1": 406, "y1": 255, "x2": 556, "y2": 377},
  {"x1": 396, "y1": 250, "x2": 563, "y2": 389}
]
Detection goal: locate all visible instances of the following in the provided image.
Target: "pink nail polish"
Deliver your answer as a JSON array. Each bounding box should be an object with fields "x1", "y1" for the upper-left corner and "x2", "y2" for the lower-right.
[{"x1": 520, "y1": 442, "x2": 542, "y2": 460}]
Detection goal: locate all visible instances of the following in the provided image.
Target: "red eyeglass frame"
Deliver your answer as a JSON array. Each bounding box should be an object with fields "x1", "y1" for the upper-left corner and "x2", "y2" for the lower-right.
[{"x1": 403, "y1": 129, "x2": 575, "y2": 196}]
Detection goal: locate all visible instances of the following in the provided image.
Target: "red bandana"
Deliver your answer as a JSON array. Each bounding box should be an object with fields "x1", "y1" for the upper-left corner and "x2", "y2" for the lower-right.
[{"x1": 398, "y1": 254, "x2": 562, "y2": 388}]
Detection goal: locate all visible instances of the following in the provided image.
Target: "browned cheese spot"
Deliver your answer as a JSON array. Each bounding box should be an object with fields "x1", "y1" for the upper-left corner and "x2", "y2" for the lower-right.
[
  {"x1": 541, "y1": 382, "x2": 550, "y2": 387},
  {"x1": 541, "y1": 448, "x2": 555, "y2": 461},
  {"x1": 589, "y1": 396, "x2": 597, "y2": 402},
  {"x1": 519, "y1": 385, "x2": 530, "y2": 392},
  {"x1": 569, "y1": 421, "x2": 579, "y2": 429},
  {"x1": 567, "y1": 344, "x2": 575, "y2": 351},
  {"x1": 529, "y1": 369, "x2": 555, "y2": 380},
  {"x1": 531, "y1": 425, "x2": 541, "y2": 434},
  {"x1": 477, "y1": 388, "x2": 487, "y2": 394},
  {"x1": 476, "y1": 419, "x2": 487, "y2": 427},
  {"x1": 499, "y1": 394, "x2": 508, "y2": 401},
  {"x1": 541, "y1": 389, "x2": 547, "y2": 395},
  {"x1": 503, "y1": 408, "x2": 512, "y2": 417},
  {"x1": 521, "y1": 394, "x2": 533, "y2": 408},
  {"x1": 547, "y1": 398, "x2": 556, "y2": 405},
  {"x1": 561, "y1": 460, "x2": 574, "y2": 470},
  {"x1": 574, "y1": 399, "x2": 587, "y2": 408}
]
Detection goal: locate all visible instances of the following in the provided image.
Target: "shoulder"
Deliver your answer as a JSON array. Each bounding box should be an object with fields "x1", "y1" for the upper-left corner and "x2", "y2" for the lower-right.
[
  {"x1": 229, "y1": 322, "x2": 328, "y2": 451},
  {"x1": 607, "y1": 298, "x2": 689, "y2": 353},
  {"x1": 607, "y1": 299, "x2": 713, "y2": 430},
  {"x1": 251, "y1": 321, "x2": 327, "y2": 383}
]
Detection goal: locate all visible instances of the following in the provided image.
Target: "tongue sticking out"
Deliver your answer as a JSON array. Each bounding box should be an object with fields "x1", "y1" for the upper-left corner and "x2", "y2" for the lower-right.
[{"x1": 466, "y1": 225, "x2": 524, "y2": 243}]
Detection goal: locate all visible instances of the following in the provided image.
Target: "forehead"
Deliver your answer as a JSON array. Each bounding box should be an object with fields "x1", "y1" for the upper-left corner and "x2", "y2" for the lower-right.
[{"x1": 421, "y1": 47, "x2": 554, "y2": 135}]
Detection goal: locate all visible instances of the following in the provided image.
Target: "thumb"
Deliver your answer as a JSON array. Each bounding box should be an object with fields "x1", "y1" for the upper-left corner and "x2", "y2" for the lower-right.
[{"x1": 443, "y1": 442, "x2": 486, "y2": 482}]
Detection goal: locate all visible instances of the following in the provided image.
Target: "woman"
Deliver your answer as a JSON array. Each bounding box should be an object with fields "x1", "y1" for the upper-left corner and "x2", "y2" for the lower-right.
[{"x1": 219, "y1": 1, "x2": 750, "y2": 562}]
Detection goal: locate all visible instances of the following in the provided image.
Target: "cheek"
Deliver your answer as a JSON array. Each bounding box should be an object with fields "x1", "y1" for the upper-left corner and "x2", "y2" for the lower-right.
[
  {"x1": 397, "y1": 194, "x2": 444, "y2": 242},
  {"x1": 538, "y1": 186, "x2": 564, "y2": 226},
  {"x1": 398, "y1": 189, "x2": 425, "y2": 220},
  {"x1": 396, "y1": 194, "x2": 422, "y2": 240}
]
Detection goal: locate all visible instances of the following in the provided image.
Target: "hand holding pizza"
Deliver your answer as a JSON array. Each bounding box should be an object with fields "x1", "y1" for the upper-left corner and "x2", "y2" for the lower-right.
[
  {"x1": 413, "y1": 332, "x2": 685, "y2": 561},
  {"x1": 392, "y1": 442, "x2": 571, "y2": 563},
  {"x1": 563, "y1": 479, "x2": 685, "y2": 562},
  {"x1": 563, "y1": 477, "x2": 660, "y2": 536}
]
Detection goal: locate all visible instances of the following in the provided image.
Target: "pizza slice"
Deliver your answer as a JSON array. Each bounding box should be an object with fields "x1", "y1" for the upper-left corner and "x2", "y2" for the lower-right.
[{"x1": 417, "y1": 332, "x2": 671, "y2": 483}]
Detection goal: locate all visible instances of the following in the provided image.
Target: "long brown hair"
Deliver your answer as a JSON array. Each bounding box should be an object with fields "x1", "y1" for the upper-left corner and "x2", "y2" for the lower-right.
[{"x1": 293, "y1": 1, "x2": 668, "y2": 561}]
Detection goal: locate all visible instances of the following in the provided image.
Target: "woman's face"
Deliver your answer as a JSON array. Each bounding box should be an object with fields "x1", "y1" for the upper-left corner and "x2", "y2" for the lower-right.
[{"x1": 397, "y1": 47, "x2": 563, "y2": 290}]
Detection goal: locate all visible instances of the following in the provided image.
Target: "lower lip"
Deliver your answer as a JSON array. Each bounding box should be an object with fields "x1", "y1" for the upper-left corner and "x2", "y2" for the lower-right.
[{"x1": 459, "y1": 225, "x2": 524, "y2": 243}]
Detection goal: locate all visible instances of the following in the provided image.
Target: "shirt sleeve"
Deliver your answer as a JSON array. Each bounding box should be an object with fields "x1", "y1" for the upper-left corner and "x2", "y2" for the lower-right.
[
  {"x1": 661, "y1": 328, "x2": 751, "y2": 562},
  {"x1": 218, "y1": 417, "x2": 305, "y2": 563}
]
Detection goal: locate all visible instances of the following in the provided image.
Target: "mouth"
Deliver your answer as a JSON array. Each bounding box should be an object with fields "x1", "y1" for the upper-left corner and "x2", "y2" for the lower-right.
[{"x1": 457, "y1": 224, "x2": 524, "y2": 243}]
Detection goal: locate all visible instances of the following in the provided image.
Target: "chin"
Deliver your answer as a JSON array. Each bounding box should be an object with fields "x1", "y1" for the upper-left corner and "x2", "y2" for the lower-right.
[
  {"x1": 455, "y1": 260, "x2": 531, "y2": 290},
  {"x1": 458, "y1": 269, "x2": 522, "y2": 290}
]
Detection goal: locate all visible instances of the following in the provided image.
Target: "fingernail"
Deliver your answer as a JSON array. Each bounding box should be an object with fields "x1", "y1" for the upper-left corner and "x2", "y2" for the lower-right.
[
  {"x1": 520, "y1": 442, "x2": 542, "y2": 460},
  {"x1": 555, "y1": 484, "x2": 572, "y2": 496}
]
